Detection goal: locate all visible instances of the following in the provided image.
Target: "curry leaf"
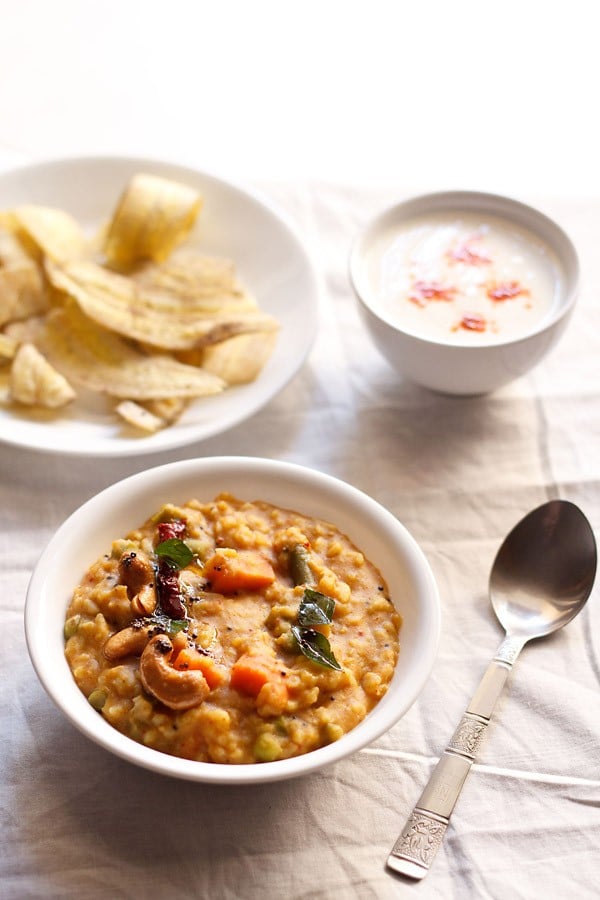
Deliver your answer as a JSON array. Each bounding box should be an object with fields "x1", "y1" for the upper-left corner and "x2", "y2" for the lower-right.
[
  {"x1": 155, "y1": 538, "x2": 194, "y2": 569},
  {"x1": 291, "y1": 625, "x2": 342, "y2": 670},
  {"x1": 298, "y1": 588, "x2": 335, "y2": 627},
  {"x1": 145, "y1": 612, "x2": 188, "y2": 634}
]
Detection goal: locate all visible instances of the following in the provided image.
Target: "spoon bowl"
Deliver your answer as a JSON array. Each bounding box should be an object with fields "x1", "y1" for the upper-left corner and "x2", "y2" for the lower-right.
[{"x1": 490, "y1": 499, "x2": 597, "y2": 640}]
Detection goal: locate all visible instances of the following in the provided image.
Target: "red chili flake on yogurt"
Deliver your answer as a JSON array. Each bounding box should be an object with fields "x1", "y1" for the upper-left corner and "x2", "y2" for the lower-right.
[
  {"x1": 409, "y1": 280, "x2": 456, "y2": 307},
  {"x1": 487, "y1": 281, "x2": 529, "y2": 302},
  {"x1": 448, "y1": 239, "x2": 491, "y2": 266},
  {"x1": 458, "y1": 313, "x2": 487, "y2": 332}
]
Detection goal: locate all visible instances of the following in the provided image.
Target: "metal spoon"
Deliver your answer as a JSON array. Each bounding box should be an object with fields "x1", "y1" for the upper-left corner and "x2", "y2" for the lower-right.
[{"x1": 387, "y1": 499, "x2": 597, "y2": 879}]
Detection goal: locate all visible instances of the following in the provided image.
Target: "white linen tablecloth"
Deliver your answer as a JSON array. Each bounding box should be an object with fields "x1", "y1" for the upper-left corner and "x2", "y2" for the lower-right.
[{"x1": 1, "y1": 180, "x2": 599, "y2": 900}]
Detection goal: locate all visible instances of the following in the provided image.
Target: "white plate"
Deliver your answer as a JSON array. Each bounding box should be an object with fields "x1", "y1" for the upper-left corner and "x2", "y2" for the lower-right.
[{"x1": 0, "y1": 156, "x2": 319, "y2": 456}]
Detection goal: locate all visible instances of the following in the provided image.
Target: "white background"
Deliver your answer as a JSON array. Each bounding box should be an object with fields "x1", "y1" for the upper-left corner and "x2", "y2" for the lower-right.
[{"x1": 0, "y1": 0, "x2": 599, "y2": 198}]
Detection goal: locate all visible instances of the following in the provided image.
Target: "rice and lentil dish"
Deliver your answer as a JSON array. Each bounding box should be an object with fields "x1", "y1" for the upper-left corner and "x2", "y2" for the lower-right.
[{"x1": 64, "y1": 494, "x2": 401, "y2": 764}]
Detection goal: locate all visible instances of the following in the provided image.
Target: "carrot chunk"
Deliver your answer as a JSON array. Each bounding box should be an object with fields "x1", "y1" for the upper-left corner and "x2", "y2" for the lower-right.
[
  {"x1": 172, "y1": 648, "x2": 226, "y2": 689},
  {"x1": 230, "y1": 653, "x2": 288, "y2": 698},
  {"x1": 203, "y1": 548, "x2": 275, "y2": 593}
]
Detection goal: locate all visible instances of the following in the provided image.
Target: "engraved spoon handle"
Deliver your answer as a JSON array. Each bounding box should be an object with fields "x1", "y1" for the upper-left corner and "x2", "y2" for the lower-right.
[{"x1": 387, "y1": 634, "x2": 526, "y2": 879}]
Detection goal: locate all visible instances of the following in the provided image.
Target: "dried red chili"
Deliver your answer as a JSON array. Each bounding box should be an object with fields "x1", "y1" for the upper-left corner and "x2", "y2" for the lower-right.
[
  {"x1": 155, "y1": 520, "x2": 187, "y2": 618},
  {"x1": 157, "y1": 520, "x2": 186, "y2": 542},
  {"x1": 156, "y1": 558, "x2": 187, "y2": 618}
]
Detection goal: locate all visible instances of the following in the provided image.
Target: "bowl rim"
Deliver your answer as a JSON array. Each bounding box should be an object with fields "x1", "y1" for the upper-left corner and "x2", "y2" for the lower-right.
[
  {"x1": 25, "y1": 456, "x2": 441, "y2": 784},
  {"x1": 349, "y1": 188, "x2": 580, "y2": 350}
]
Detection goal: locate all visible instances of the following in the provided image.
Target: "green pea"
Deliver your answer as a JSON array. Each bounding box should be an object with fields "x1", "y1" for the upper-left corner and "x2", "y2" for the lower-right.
[
  {"x1": 253, "y1": 732, "x2": 281, "y2": 762},
  {"x1": 273, "y1": 716, "x2": 288, "y2": 736},
  {"x1": 63, "y1": 615, "x2": 81, "y2": 640},
  {"x1": 283, "y1": 629, "x2": 300, "y2": 654},
  {"x1": 88, "y1": 689, "x2": 107, "y2": 711}
]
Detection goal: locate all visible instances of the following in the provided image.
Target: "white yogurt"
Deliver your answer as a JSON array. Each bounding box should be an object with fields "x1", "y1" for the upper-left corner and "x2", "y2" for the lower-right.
[{"x1": 367, "y1": 211, "x2": 562, "y2": 344}]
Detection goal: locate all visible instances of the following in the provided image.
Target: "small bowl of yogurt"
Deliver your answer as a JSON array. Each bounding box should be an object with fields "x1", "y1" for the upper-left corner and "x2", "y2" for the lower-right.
[{"x1": 350, "y1": 191, "x2": 579, "y2": 394}]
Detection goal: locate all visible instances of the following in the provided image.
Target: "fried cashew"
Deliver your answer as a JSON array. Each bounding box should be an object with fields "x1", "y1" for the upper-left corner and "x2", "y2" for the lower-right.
[
  {"x1": 139, "y1": 635, "x2": 210, "y2": 711},
  {"x1": 130, "y1": 582, "x2": 157, "y2": 616},
  {"x1": 118, "y1": 550, "x2": 154, "y2": 598},
  {"x1": 103, "y1": 623, "x2": 152, "y2": 660}
]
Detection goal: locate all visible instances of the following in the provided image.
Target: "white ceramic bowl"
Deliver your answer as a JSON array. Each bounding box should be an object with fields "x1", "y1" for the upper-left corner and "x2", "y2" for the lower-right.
[
  {"x1": 350, "y1": 190, "x2": 580, "y2": 394},
  {"x1": 25, "y1": 457, "x2": 440, "y2": 784}
]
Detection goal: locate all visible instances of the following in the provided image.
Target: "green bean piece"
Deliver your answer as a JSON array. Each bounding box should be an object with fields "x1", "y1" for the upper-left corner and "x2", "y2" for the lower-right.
[
  {"x1": 288, "y1": 543, "x2": 316, "y2": 587},
  {"x1": 63, "y1": 615, "x2": 81, "y2": 640},
  {"x1": 88, "y1": 689, "x2": 107, "y2": 711}
]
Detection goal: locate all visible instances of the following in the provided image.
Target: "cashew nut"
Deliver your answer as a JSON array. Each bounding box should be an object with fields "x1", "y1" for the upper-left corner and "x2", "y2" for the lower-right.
[
  {"x1": 130, "y1": 582, "x2": 157, "y2": 617},
  {"x1": 139, "y1": 634, "x2": 210, "y2": 710},
  {"x1": 118, "y1": 550, "x2": 154, "y2": 598},
  {"x1": 103, "y1": 624, "x2": 152, "y2": 660}
]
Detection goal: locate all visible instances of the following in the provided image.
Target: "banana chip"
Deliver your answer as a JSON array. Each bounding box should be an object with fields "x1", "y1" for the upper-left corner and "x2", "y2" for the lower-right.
[
  {"x1": 131, "y1": 248, "x2": 256, "y2": 310},
  {"x1": 12, "y1": 205, "x2": 87, "y2": 262},
  {"x1": 143, "y1": 396, "x2": 188, "y2": 424},
  {"x1": 115, "y1": 400, "x2": 165, "y2": 433},
  {"x1": 104, "y1": 173, "x2": 202, "y2": 266},
  {"x1": 0, "y1": 264, "x2": 47, "y2": 326},
  {"x1": 38, "y1": 305, "x2": 225, "y2": 400},
  {"x1": 46, "y1": 259, "x2": 278, "y2": 350},
  {"x1": 194, "y1": 331, "x2": 278, "y2": 385},
  {"x1": 3, "y1": 315, "x2": 48, "y2": 344},
  {"x1": 0, "y1": 225, "x2": 48, "y2": 326},
  {"x1": 9, "y1": 342, "x2": 76, "y2": 408},
  {"x1": 0, "y1": 226, "x2": 31, "y2": 267},
  {"x1": 0, "y1": 333, "x2": 17, "y2": 362}
]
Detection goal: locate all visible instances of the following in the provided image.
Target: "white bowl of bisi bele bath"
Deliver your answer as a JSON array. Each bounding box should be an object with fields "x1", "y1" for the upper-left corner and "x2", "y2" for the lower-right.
[
  {"x1": 350, "y1": 190, "x2": 579, "y2": 394},
  {"x1": 25, "y1": 457, "x2": 440, "y2": 785}
]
